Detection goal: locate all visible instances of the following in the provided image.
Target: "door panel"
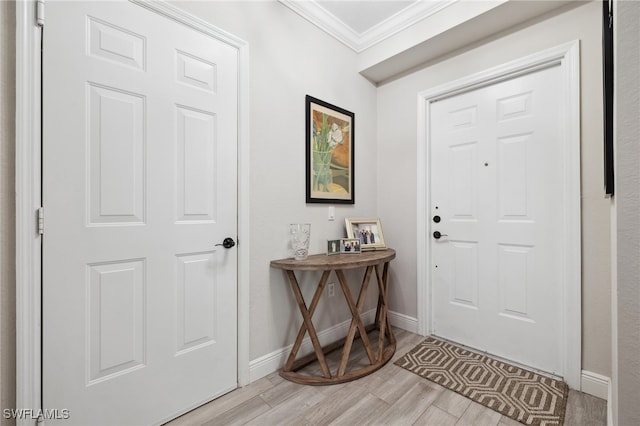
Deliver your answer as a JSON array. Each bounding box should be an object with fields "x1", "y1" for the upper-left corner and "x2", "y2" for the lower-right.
[
  {"x1": 450, "y1": 241, "x2": 479, "y2": 308},
  {"x1": 43, "y1": 2, "x2": 238, "y2": 424},
  {"x1": 88, "y1": 84, "x2": 146, "y2": 224},
  {"x1": 431, "y1": 65, "x2": 563, "y2": 375}
]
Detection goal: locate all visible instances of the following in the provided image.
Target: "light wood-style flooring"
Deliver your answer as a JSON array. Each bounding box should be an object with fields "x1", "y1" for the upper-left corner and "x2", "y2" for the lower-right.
[{"x1": 166, "y1": 329, "x2": 607, "y2": 426}]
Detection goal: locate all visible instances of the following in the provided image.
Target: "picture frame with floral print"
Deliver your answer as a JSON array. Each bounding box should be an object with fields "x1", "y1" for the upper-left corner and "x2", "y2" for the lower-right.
[{"x1": 306, "y1": 95, "x2": 354, "y2": 204}]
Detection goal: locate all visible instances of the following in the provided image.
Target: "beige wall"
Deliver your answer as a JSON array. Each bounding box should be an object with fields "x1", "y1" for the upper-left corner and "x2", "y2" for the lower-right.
[
  {"x1": 613, "y1": 1, "x2": 640, "y2": 424},
  {"x1": 377, "y1": 1, "x2": 611, "y2": 377},
  {"x1": 0, "y1": 1, "x2": 16, "y2": 424},
  {"x1": 1, "y1": 1, "x2": 614, "y2": 417}
]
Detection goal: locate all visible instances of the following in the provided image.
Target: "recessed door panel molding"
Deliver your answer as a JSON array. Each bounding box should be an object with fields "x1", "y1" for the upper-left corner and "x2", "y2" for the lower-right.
[
  {"x1": 449, "y1": 142, "x2": 478, "y2": 220},
  {"x1": 88, "y1": 84, "x2": 146, "y2": 225},
  {"x1": 176, "y1": 50, "x2": 217, "y2": 93},
  {"x1": 88, "y1": 17, "x2": 146, "y2": 71},
  {"x1": 497, "y1": 244, "x2": 535, "y2": 323},
  {"x1": 176, "y1": 252, "x2": 217, "y2": 355},
  {"x1": 448, "y1": 105, "x2": 477, "y2": 130},
  {"x1": 497, "y1": 91, "x2": 532, "y2": 122},
  {"x1": 450, "y1": 241, "x2": 479, "y2": 308},
  {"x1": 497, "y1": 133, "x2": 533, "y2": 221},
  {"x1": 87, "y1": 259, "x2": 146, "y2": 384},
  {"x1": 176, "y1": 105, "x2": 217, "y2": 223}
]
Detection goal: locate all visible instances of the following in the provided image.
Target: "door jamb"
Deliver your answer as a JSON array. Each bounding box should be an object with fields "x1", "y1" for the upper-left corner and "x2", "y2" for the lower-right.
[
  {"x1": 15, "y1": 1, "x2": 251, "y2": 421},
  {"x1": 16, "y1": 2, "x2": 42, "y2": 421},
  {"x1": 416, "y1": 41, "x2": 581, "y2": 389}
]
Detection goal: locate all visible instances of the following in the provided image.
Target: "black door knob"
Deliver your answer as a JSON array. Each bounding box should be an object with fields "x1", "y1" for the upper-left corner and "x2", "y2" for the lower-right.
[
  {"x1": 216, "y1": 237, "x2": 236, "y2": 249},
  {"x1": 433, "y1": 231, "x2": 448, "y2": 239}
]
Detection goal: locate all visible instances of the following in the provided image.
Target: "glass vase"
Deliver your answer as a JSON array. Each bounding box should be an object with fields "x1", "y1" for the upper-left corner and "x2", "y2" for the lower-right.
[{"x1": 290, "y1": 223, "x2": 311, "y2": 260}]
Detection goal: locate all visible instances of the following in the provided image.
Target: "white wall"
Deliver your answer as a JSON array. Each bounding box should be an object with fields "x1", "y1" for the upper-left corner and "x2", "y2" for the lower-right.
[
  {"x1": 613, "y1": 0, "x2": 640, "y2": 424},
  {"x1": 173, "y1": 1, "x2": 380, "y2": 362},
  {"x1": 377, "y1": 1, "x2": 611, "y2": 378}
]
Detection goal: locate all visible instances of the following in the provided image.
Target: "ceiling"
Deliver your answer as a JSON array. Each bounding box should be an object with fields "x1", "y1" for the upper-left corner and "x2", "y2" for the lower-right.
[
  {"x1": 279, "y1": 0, "x2": 456, "y2": 52},
  {"x1": 279, "y1": 0, "x2": 578, "y2": 84}
]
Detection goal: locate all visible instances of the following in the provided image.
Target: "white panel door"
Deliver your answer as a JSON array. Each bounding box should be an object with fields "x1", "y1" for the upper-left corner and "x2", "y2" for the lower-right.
[
  {"x1": 430, "y1": 65, "x2": 563, "y2": 375},
  {"x1": 43, "y1": 2, "x2": 238, "y2": 424}
]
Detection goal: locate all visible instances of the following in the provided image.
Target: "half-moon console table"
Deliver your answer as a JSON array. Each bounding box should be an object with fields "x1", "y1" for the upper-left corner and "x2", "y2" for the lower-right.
[{"x1": 270, "y1": 249, "x2": 396, "y2": 385}]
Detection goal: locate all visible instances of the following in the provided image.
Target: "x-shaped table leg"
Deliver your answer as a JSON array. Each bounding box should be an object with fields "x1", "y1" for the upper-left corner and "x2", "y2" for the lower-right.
[
  {"x1": 335, "y1": 268, "x2": 376, "y2": 377},
  {"x1": 283, "y1": 270, "x2": 332, "y2": 378},
  {"x1": 375, "y1": 262, "x2": 395, "y2": 361}
]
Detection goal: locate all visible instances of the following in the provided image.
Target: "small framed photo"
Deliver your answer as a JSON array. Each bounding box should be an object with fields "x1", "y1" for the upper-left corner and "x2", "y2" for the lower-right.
[
  {"x1": 327, "y1": 239, "x2": 341, "y2": 255},
  {"x1": 340, "y1": 238, "x2": 361, "y2": 254},
  {"x1": 345, "y1": 217, "x2": 386, "y2": 251}
]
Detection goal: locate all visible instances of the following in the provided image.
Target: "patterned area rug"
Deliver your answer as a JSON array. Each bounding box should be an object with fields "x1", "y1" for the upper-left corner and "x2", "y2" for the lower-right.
[{"x1": 395, "y1": 337, "x2": 568, "y2": 426}]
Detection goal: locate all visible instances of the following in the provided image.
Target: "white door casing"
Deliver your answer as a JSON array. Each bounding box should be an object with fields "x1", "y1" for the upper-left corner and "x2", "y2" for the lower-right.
[
  {"x1": 36, "y1": 1, "x2": 248, "y2": 424},
  {"x1": 416, "y1": 42, "x2": 581, "y2": 388}
]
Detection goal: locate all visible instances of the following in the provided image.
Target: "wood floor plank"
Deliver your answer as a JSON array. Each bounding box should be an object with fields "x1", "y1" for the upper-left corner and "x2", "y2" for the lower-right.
[
  {"x1": 376, "y1": 380, "x2": 443, "y2": 425},
  {"x1": 456, "y1": 401, "x2": 502, "y2": 426},
  {"x1": 302, "y1": 382, "x2": 366, "y2": 424},
  {"x1": 245, "y1": 386, "x2": 325, "y2": 426},
  {"x1": 266, "y1": 370, "x2": 286, "y2": 386},
  {"x1": 328, "y1": 392, "x2": 390, "y2": 426},
  {"x1": 259, "y1": 376, "x2": 320, "y2": 408},
  {"x1": 433, "y1": 388, "x2": 472, "y2": 418},
  {"x1": 165, "y1": 377, "x2": 273, "y2": 425},
  {"x1": 200, "y1": 395, "x2": 270, "y2": 426},
  {"x1": 378, "y1": 363, "x2": 428, "y2": 397},
  {"x1": 564, "y1": 390, "x2": 608, "y2": 426},
  {"x1": 498, "y1": 414, "x2": 524, "y2": 426},
  {"x1": 414, "y1": 405, "x2": 459, "y2": 426}
]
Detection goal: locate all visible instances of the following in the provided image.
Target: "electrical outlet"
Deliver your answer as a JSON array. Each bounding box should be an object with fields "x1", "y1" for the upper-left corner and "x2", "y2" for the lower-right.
[{"x1": 327, "y1": 283, "x2": 335, "y2": 297}]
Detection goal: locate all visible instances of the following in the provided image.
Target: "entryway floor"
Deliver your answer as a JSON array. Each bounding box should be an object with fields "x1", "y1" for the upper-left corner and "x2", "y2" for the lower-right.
[{"x1": 166, "y1": 329, "x2": 607, "y2": 425}]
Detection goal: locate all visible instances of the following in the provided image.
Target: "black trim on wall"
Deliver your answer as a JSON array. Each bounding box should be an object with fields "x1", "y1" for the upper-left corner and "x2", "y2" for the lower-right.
[{"x1": 603, "y1": 0, "x2": 614, "y2": 195}]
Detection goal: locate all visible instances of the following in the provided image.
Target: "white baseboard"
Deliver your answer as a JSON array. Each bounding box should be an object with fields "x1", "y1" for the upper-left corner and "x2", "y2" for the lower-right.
[
  {"x1": 248, "y1": 309, "x2": 420, "y2": 383},
  {"x1": 581, "y1": 370, "x2": 610, "y2": 400},
  {"x1": 388, "y1": 311, "x2": 418, "y2": 333},
  {"x1": 249, "y1": 309, "x2": 376, "y2": 382}
]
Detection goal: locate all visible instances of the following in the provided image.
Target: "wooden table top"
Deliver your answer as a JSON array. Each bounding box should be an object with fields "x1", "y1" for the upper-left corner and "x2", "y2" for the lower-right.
[{"x1": 270, "y1": 248, "x2": 395, "y2": 271}]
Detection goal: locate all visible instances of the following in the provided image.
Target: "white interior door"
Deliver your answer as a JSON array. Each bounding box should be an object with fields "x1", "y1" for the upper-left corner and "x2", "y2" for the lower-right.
[
  {"x1": 430, "y1": 65, "x2": 563, "y2": 375},
  {"x1": 43, "y1": 1, "x2": 238, "y2": 424}
]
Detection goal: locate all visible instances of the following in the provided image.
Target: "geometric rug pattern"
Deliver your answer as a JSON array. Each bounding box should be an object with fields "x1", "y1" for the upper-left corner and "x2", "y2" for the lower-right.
[{"x1": 395, "y1": 337, "x2": 569, "y2": 426}]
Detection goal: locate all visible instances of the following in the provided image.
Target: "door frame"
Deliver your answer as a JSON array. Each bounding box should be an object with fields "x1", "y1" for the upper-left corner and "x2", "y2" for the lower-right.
[
  {"x1": 416, "y1": 41, "x2": 581, "y2": 389},
  {"x1": 15, "y1": 0, "x2": 251, "y2": 421}
]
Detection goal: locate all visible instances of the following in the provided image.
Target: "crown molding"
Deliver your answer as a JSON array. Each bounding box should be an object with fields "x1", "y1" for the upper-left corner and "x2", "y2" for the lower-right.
[{"x1": 279, "y1": 0, "x2": 456, "y2": 53}]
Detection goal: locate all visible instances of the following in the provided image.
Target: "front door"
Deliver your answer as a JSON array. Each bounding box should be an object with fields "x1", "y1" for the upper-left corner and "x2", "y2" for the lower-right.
[
  {"x1": 43, "y1": 1, "x2": 238, "y2": 424},
  {"x1": 430, "y1": 65, "x2": 563, "y2": 375}
]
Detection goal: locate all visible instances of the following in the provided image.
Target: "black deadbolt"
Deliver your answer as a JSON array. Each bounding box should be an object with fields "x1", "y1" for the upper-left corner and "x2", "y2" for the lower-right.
[{"x1": 433, "y1": 215, "x2": 441, "y2": 223}]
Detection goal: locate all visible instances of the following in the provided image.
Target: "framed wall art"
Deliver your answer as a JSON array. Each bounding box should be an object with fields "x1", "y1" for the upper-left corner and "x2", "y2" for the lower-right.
[
  {"x1": 305, "y1": 95, "x2": 354, "y2": 204},
  {"x1": 345, "y1": 217, "x2": 386, "y2": 251}
]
